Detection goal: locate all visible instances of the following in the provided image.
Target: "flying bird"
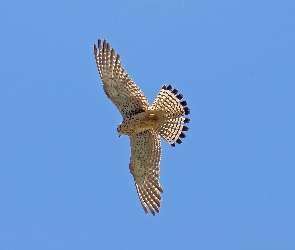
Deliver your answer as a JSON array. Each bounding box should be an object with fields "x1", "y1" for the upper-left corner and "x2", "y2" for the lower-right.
[{"x1": 94, "y1": 39, "x2": 190, "y2": 215}]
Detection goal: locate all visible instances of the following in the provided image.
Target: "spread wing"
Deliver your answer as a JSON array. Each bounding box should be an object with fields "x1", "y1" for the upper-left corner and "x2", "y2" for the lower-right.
[
  {"x1": 129, "y1": 129, "x2": 163, "y2": 215},
  {"x1": 94, "y1": 39, "x2": 149, "y2": 118}
]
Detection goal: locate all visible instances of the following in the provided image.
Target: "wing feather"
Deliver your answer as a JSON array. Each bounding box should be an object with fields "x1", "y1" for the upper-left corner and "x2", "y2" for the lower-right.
[
  {"x1": 129, "y1": 130, "x2": 163, "y2": 215},
  {"x1": 94, "y1": 39, "x2": 149, "y2": 118}
]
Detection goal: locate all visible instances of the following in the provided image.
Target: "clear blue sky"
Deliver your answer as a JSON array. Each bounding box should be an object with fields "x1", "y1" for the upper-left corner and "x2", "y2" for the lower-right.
[{"x1": 1, "y1": 1, "x2": 295, "y2": 249}]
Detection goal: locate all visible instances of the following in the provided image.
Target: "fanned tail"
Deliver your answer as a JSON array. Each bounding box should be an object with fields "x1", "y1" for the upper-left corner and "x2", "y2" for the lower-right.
[{"x1": 150, "y1": 85, "x2": 190, "y2": 147}]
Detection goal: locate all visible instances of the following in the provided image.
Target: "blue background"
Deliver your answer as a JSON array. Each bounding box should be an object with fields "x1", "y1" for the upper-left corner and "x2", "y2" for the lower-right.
[{"x1": 1, "y1": 1, "x2": 295, "y2": 249}]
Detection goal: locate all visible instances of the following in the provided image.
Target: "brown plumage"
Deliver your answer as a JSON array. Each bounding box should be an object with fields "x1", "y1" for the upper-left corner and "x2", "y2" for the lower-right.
[{"x1": 94, "y1": 39, "x2": 190, "y2": 215}]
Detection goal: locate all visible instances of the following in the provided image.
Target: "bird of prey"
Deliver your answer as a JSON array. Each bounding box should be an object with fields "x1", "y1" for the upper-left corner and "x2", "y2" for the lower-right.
[{"x1": 94, "y1": 39, "x2": 190, "y2": 215}]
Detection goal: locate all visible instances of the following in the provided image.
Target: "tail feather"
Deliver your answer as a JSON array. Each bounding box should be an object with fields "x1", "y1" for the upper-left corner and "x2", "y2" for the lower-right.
[{"x1": 150, "y1": 85, "x2": 190, "y2": 146}]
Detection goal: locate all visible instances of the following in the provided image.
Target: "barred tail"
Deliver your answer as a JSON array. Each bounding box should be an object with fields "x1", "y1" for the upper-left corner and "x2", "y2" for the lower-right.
[{"x1": 150, "y1": 85, "x2": 190, "y2": 147}]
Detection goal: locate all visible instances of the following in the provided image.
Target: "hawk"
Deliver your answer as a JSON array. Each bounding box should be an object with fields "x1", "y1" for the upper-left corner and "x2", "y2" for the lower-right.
[{"x1": 94, "y1": 39, "x2": 190, "y2": 215}]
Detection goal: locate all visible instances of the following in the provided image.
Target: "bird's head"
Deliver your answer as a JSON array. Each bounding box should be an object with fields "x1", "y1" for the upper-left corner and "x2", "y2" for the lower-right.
[{"x1": 117, "y1": 124, "x2": 123, "y2": 137}]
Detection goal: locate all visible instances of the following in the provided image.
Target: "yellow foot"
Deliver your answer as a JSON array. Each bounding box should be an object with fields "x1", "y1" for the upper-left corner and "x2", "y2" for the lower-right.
[{"x1": 147, "y1": 113, "x2": 157, "y2": 125}]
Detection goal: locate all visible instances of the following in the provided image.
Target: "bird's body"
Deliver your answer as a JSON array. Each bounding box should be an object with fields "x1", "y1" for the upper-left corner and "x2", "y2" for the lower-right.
[
  {"x1": 118, "y1": 110, "x2": 165, "y2": 136},
  {"x1": 94, "y1": 39, "x2": 190, "y2": 215}
]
